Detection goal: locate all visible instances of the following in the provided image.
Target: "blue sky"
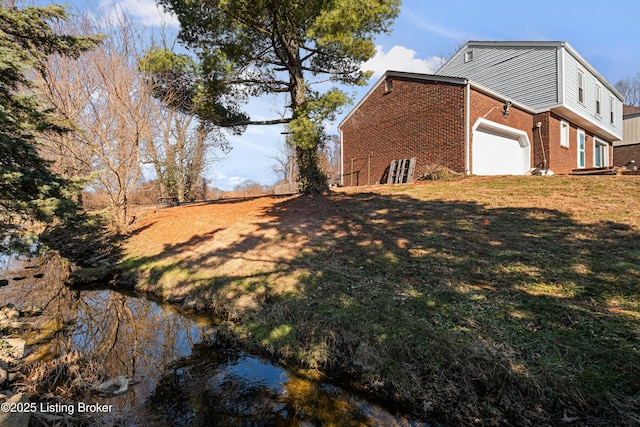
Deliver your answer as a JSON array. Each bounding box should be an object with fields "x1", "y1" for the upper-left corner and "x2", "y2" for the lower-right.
[{"x1": 33, "y1": 0, "x2": 640, "y2": 190}]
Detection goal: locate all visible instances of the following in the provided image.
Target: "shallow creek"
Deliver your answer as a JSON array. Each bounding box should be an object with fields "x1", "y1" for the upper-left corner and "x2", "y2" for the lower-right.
[{"x1": 1, "y1": 251, "x2": 436, "y2": 426}]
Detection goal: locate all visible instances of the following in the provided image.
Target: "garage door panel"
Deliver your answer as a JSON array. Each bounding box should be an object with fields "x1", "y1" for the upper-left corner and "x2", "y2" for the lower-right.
[{"x1": 473, "y1": 128, "x2": 528, "y2": 175}]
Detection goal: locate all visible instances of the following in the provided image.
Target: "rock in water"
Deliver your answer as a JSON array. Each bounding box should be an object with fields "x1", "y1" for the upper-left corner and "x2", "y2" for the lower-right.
[
  {"x1": 0, "y1": 393, "x2": 31, "y2": 427},
  {"x1": 96, "y1": 376, "x2": 131, "y2": 396},
  {"x1": 0, "y1": 361, "x2": 7, "y2": 386}
]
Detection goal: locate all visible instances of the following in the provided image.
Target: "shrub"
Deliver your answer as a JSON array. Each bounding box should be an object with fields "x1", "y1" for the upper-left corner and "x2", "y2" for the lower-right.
[{"x1": 417, "y1": 164, "x2": 461, "y2": 181}]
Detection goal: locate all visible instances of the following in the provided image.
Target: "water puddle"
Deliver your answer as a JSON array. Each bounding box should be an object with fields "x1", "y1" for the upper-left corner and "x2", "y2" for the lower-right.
[{"x1": 1, "y1": 252, "x2": 434, "y2": 426}]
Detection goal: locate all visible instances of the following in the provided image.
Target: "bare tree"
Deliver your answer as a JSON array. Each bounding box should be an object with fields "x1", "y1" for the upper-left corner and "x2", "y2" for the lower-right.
[
  {"x1": 233, "y1": 180, "x2": 267, "y2": 197},
  {"x1": 616, "y1": 73, "x2": 640, "y2": 106},
  {"x1": 37, "y1": 9, "x2": 233, "y2": 226},
  {"x1": 271, "y1": 136, "x2": 297, "y2": 184},
  {"x1": 139, "y1": 47, "x2": 231, "y2": 204},
  {"x1": 38, "y1": 13, "x2": 156, "y2": 228},
  {"x1": 145, "y1": 104, "x2": 227, "y2": 203},
  {"x1": 320, "y1": 134, "x2": 341, "y2": 185}
]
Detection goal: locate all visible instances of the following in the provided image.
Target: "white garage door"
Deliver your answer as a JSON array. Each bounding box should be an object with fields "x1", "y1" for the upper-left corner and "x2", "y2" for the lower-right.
[{"x1": 473, "y1": 125, "x2": 530, "y2": 175}]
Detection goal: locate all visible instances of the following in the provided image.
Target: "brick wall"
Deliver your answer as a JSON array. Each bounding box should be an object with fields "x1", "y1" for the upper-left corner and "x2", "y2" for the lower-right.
[
  {"x1": 340, "y1": 75, "x2": 615, "y2": 183},
  {"x1": 532, "y1": 112, "x2": 551, "y2": 170},
  {"x1": 340, "y1": 77, "x2": 466, "y2": 186},
  {"x1": 540, "y1": 112, "x2": 615, "y2": 173},
  {"x1": 542, "y1": 112, "x2": 577, "y2": 173}
]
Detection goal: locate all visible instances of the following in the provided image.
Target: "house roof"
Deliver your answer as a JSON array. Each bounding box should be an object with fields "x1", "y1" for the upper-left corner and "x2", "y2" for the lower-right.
[
  {"x1": 340, "y1": 67, "x2": 621, "y2": 141},
  {"x1": 339, "y1": 70, "x2": 536, "y2": 129},
  {"x1": 438, "y1": 41, "x2": 624, "y2": 102},
  {"x1": 623, "y1": 105, "x2": 640, "y2": 117}
]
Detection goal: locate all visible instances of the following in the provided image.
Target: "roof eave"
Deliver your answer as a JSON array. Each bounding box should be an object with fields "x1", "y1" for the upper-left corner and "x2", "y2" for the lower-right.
[{"x1": 561, "y1": 42, "x2": 624, "y2": 101}]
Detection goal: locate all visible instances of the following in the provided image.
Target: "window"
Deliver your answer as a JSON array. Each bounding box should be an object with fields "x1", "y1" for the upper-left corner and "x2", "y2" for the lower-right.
[
  {"x1": 560, "y1": 121, "x2": 570, "y2": 147},
  {"x1": 577, "y1": 129, "x2": 586, "y2": 168},
  {"x1": 577, "y1": 69, "x2": 585, "y2": 104},
  {"x1": 385, "y1": 79, "x2": 393, "y2": 92},
  {"x1": 594, "y1": 139, "x2": 608, "y2": 167},
  {"x1": 610, "y1": 97, "x2": 615, "y2": 124},
  {"x1": 595, "y1": 84, "x2": 602, "y2": 115},
  {"x1": 464, "y1": 50, "x2": 474, "y2": 63}
]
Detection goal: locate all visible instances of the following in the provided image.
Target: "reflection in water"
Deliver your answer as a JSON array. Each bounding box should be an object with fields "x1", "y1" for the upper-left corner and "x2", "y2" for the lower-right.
[
  {"x1": 147, "y1": 346, "x2": 427, "y2": 426},
  {"x1": 1, "y1": 253, "x2": 432, "y2": 426}
]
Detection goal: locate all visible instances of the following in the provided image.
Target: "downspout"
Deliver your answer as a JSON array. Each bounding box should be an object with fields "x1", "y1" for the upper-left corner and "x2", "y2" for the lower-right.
[
  {"x1": 536, "y1": 122, "x2": 548, "y2": 172},
  {"x1": 465, "y1": 80, "x2": 471, "y2": 175}
]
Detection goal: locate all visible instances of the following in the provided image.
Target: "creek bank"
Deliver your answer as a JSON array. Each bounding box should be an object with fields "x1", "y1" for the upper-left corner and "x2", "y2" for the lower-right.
[
  {"x1": 37, "y1": 210, "x2": 442, "y2": 423},
  {"x1": 0, "y1": 303, "x2": 110, "y2": 426},
  {"x1": 49, "y1": 233, "x2": 436, "y2": 422},
  {"x1": 39, "y1": 217, "x2": 127, "y2": 290},
  {"x1": 0, "y1": 253, "x2": 134, "y2": 426},
  {"x1": 0, "y1": 304, "x2": 42, "y2": 427},
  {"x1": 2, "y1": 250, "x2": 434, "y2": 425},
  {"x1": 122, "y1": 268, "x2": 434, "y2": 423}
]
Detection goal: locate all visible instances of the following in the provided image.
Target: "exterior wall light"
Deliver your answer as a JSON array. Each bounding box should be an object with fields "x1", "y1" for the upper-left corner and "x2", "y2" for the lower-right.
[{"x1": 503, "y1": 100, "x2": 512, "y2": 118}]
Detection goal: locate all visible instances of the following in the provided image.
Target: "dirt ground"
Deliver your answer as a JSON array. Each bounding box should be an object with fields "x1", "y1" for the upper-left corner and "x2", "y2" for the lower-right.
[
  {"x1": 125, "y1": 188, "x2": 372, "y2": 265},
  {"x1": 126, "y1": 195, "x2": 300, "y2": 258}
]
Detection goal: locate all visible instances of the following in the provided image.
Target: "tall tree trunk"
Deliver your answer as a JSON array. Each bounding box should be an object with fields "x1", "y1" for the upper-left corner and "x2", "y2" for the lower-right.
[{"x1": 287, "y1": 41, "x2": 327, "y2": 195}]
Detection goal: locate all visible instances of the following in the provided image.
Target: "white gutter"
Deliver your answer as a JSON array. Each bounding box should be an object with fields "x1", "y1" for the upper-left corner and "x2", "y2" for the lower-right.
[
  {"x1": 465, "y1": 80, "x2": 471, "y2": 175},
  {"x1": 558, "y1": 46, "x2": 565, "y2": 105}
]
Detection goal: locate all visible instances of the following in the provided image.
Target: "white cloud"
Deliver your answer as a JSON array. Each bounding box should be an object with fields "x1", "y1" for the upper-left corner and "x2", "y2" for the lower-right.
[
  {"x1": 361, "y1": 45, "x2": 446, "y2": 78},
  {"x1": 228, "y1": 176, "x2": 247, "y2": 187},
  {"x1": 100, "y1": 0, "x2": 179, "y2": 27},
  {"x1": 404, "y1": 9, "x2": 477, "y2": 42}
]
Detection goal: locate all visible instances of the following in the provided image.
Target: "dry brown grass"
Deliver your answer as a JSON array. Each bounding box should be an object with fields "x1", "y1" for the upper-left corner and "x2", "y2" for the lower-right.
[{"x1": 121, "y1": 176, "x2": 640, "y2": 425}]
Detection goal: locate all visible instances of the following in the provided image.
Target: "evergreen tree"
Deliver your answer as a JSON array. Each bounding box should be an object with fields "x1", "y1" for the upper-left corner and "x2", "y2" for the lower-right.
[{"x1": 0, "y1": 3, "x2": 100, "y2": 248}]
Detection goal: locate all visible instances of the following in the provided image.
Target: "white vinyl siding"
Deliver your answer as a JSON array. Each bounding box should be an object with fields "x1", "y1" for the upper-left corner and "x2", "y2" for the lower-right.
[
  {"x1": 437, "y1": 42, "x2": 623, "y2": 140},
  {"x1": 437, "y1": 45, "x2": 559, "y2": 109},
  {"x1": 563, "y1": 51, "x2": 622, "y2": 139},
  {"x1": 623, "y1": 114, "x2": 640, "y2": 145}
]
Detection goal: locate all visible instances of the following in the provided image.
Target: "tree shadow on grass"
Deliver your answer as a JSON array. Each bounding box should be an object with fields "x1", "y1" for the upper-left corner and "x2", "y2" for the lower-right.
[{"x1": 124, "y1": 190, "x2": 640, "y2": 425}]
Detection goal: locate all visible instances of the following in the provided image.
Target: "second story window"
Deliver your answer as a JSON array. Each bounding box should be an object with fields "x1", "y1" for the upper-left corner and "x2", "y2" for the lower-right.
[
  {"x1": 595, "y1": 84, "x2": 602, "y2": 115},
  {"x1": 577, "y1": 69, "x2": 585, "y2": 104},
  {"x1": 610, "y1": 97, "x2": 615, "y2": 124}
]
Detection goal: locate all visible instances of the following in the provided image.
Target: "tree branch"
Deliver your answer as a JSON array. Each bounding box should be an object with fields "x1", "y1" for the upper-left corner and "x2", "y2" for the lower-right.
[{"x1": 225, "y1": 117, "x2": 292, "y2": 127}]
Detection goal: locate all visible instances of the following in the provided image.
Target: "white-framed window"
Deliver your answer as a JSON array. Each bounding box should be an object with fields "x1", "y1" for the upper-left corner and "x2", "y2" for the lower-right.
[
  {"x1": 464, "y1": 49, "x2": 474, "y2": 63},
  {"x1": 594, "y1": 138, "x2": 608, "y2": 167},
  {"x1": 385, "y1": 79, "x2": 393, "y2": 92},
  {"x1": 577, "y1": 129, "x2": 586, "y2": 168},
  {"x1": 610, "y1": 97, "x2": 615, "y2": 124},
  {"x1": 560, "y1": 121, "x2": 570, "y2": 147},
  {"x1": 595, "y1": 84, "x2": 602, "y2": 115},
  {"x1": 577, "y1": 69, "x2": 585, "y2": 104}
]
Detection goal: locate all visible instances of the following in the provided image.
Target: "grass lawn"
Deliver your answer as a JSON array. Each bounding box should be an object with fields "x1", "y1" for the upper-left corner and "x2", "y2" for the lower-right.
[{"x1": 123, "y1": 176, "x2": 640, "y2": 425}]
